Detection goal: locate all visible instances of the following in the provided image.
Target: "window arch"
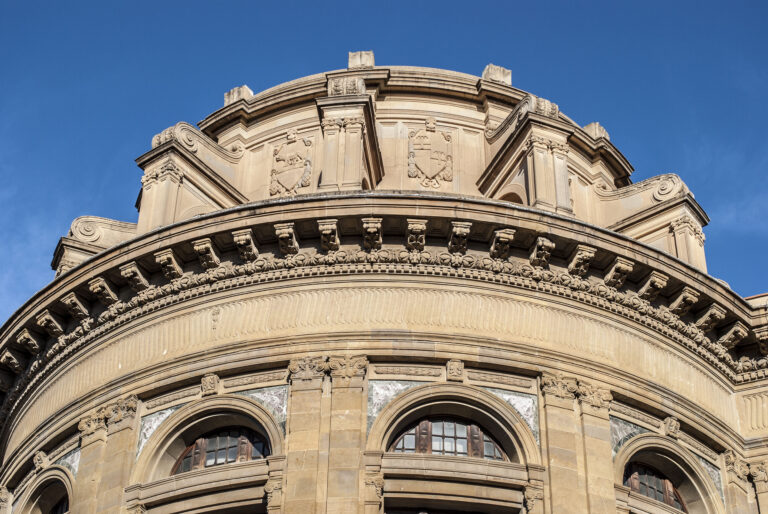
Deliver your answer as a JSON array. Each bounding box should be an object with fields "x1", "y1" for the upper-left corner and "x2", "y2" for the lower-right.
[
  {"x1": 16, "y1": 470, "x2": 72, "y2": 514},
  {"x1": 624, "y1": 462, "x2": 687, "y2": 512},
  {"x1": 390, "y1": 417, "x2": 507, "y2": 461},
  {"x1": 171, "y1": 426, "x2": 270, "y2": 475},
  {"x1": 500, "y1": 192, "x2": 524, "y2": 204}
]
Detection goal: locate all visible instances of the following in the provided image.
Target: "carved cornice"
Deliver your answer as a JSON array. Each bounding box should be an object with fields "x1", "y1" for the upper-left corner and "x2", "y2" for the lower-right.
[{"x1": 485, "y1": 94, "x2": 560, "y2": 142}]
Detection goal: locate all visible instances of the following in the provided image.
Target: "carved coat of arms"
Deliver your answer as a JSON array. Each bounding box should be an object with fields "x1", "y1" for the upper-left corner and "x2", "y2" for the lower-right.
[
  {"x1": 408, "y1": 117, "x2": 453, "y2": 188},
  {"x1": 270, "y1": 130, "x2": 313, "y2": 196}
]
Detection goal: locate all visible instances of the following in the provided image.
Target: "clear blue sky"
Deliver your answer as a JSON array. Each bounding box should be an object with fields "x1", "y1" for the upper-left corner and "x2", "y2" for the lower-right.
[{"x1": 1, "y1": 1, "x2": 766, "y2": 322}]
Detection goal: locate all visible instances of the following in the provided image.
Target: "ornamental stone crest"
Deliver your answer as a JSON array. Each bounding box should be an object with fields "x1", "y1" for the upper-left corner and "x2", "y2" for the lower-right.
[
  {"x1": 408, "y1": 117, "x2": 453, "y2": 188},
  {"x1": 270, "y1": 130, "x2": 313, "y2": 197}
]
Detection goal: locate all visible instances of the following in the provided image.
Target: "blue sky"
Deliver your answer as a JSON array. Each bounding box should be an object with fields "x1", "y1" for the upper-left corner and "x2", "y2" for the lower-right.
[{"x1": 0, "y1": 1, "x2": 766, "y2": 322}]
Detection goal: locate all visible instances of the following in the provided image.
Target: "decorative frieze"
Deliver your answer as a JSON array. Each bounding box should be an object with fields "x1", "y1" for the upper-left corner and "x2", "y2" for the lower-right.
[
  {"x1": 373, "y1": 366, "x2": 441, "y2": 377},
  {"x1": 467, "y1": 371, "x2": 530, "y2": 388},
  {"x1": 144, "y1": 388, "x2": 198, "y2": 410},
  {"x1": 695, "y1": 304, "x2": 726, "y2": 332},
  {"x1": 317, "y1": 219, "x2": 340, "y2": 252},
  {"x1": 446, "y1": 359, "x2": 464, "y2": 381},
  {"x1": 224, "y1": 371, "x2": 287, "y2": 388},
  {"x1": 200, "y1": 373, "x2": 220, "y2": 396},
  {"x1": 529, "y1": 236, "x2": 555, "y2": 268},
  {"x1": 78, "y1": 408, "x2": 108, "y2": 436},
  {"x1": 567, "y1": 244, "x2": 596, "y2": 277},
  {"x1": 577, "y1": 381, "x2": 612, "y2": 411},
  {"x1": 448, "y1": 222, "x2": 471, "y2": 254},
  {"x1": 88, "y1": 276, "x2": 119, "y2": 306},
  {"x1": 16, "y1": 329, "x2": 42, "y2": 355},
  {"x1": 35, "y1": 309, "x2": 64, "y2": 337},
  {"x1": 119, "y1": 262, "x2": 150, "y2": 292},
  {"x1": 154, "y1": 249, "x2": 183, "y2": 279},
  {"x1": 406, "y1": 219, "x2": 427, "y2": 252},
  {"x1": 362, "y1": 218, "x2": 382, "y2": 251},
  {"x1": 274, "y1": 223, "x2": 299, "y2": 255},
  {"x1": 669, "y1": 286, "x2": 699, "y2": 316},
  {"x1": 191, "y1": 238, "x2": 220, "y2": 269},
  {"x1": 637, "y1": 271, "x2": 668, "y2": 302},
  {"x1": 232, "y1": 228, "x2": 259, "y2": 262},
  {"x1": 603, "y1": 257, "x2": 634, "y2": 289}
]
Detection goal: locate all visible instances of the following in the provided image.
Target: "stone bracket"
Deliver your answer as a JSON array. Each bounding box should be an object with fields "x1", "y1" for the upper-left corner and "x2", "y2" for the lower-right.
[
  {"x1": 88, "y1": 276, "x2": 119, "y2": 306},
  {"x1": 191, "y1": 238, "x2": 221, "y2": 269},
  {"x1": 406, "y1": 219, "x2": 427, "y2": 252},
  {"x1": 669, "y1": 286, "x2": 699, "y2": 316},
  {"x1": 274, "y1": 223, "x2": 299, "y2": 255},
  {"x1": 448, "y1": 222, "x2": 472, "y2": 254},
  {"x1": 695, "y1": 303, "x2": 726, "y2": 332},
  {"x1": 154, "y1": 249, "x2": 183, "y2": 280},
  {"x1": 362, "y1": 218, "x2": 382, "y2": 251},
  {"x1": 637, "y1": 271, "x2": 668, "y2": 301},
  {"x1": 35, "y1": 309, "x2": 64, "y2": 338},
  {"x1": 318, "y1": 219, "x2": 340, "y2": 252},
  {"x1": 529, "y1": 236, "x2": 555, "y2": 268},
  {"x1": 567, "y1": 244, "x2": 596, "y2": 277},
  {"x1": 119, "y1": 262, "x2": 150, "y2": 292},
  {"x1": 489, "y1": 228, "x2": 516, "y2": 260},
  {"x1": 603, "y1": 257, "x2": 634, "y2": 289},
  {"x1": 232, "y1": 228, "x2": 259, "y2": 262}
]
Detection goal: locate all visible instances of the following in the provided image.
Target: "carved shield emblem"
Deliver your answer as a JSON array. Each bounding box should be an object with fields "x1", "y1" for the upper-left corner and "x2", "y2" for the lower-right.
[
  {"x1": 270, "y1": 130, "x2": 313, "y2": 197},
  {"x1": 408, "y1": 117, "x2": 453, "y2": 188}
]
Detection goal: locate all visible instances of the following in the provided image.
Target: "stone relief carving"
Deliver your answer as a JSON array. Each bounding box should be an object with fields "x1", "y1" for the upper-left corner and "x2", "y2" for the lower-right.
[
  {"x1": 270, "y1": 130, "x2": 312, "y2": 197},
  {"x1": 33, "y1": 450, "x2": 49, "y2": 472},
  {"x1": 577, "y1": 381, "x2": 613, "y2": 411},
  {"x1": 603, "y1": 257, "x2": 634, "y2": 289},
  {"x1": 328, "y1": 76, "x2": 366, "y2": 96},
  {"x1": 467, "y1": 371, "x2": 530, "y2": 388},
  {"x1": 318, "y1": 219, "x2": 340, "y2": 252},
  {"x1": 35, "y1": 310, "x2": 64, "y2": 337},
  {"x1": 669, "y1": 286, "x2": 700, "y2": 316},
  {"x1": 119, "y1": 262, "x2": 150, "y2": 292},
  {"x1": 662, "y1": 416, "x2": 680, "y2": 438},
  {"x1": 224, "y1": 371, "x2": 287, "y2": 388},
  {"x1": 489, "y1": 229, "x2": 516, "y2": 260},
  {"x1": 327, "y1": 355, "x2": 368, "y2": 381},
  {"x1": 144, "y1": 388, "x2": 198, "y2": 410},
  {"x1": 523, "y1": 485, "x2": 544, "y2": 511},
  {"x1": 106, "y1": 395, "x2": 138, "y2": 424},
  {"x1": 141, "y1": 159, "x2": 183, "y2": 189},
  {"x1": 362, "y1": 218, "x2": 382, "y2": 251},
  {"x1": 541, "y1": 373, "x2": 578, "y2": 399},
  {"x1": 274, "y1": 223, "x2": 299, "y2": 255},
  {"x1": 485, "y1": 94, "x2": 560, "y2": 141},
  {"x1": 671, "y1": 215, "x2": 705, "y2": 246},
  {"x1": 408, "y1": 117, "x2": 453, "y2": 188},
  {"x1": 446, "y1": 359, "x2": 464, "y2": 381},
  {"x1": 191, "y1": 238, "x2": 221, "y2": 269},
  {"x1": 0, "y1": 486, "x2": 8, "y2": 507},
  {"x1": 151, "y1": 121, "x2": 243, "y2": 160},
  {"x1": 16, "y1": 328, "x2": 42, "y2": 355},
  {"x1": 88, "y1": 277, "x2": 119, "y2": 306},
  {"x1": 719, "y1": 322, "x2": 748, "y2": 350},
  {"x1": 529, "y1": 237, "x2": 555, "y2": 268},
  {"x1": 374, "y1": 366, "x2": 441, "y2": 377},
  {"x1": 637, "y1": 271, "x2": 668, "y2": 302},
  {"x1": 485, "y1": 387, "x2": 539, "y2": 443},
  {"x1": 448, "y1": 222, "x2": 471, "y2": 255},
  {"x1": 723, "y1": 450, "x2": 749, "y2": 481},
  {"x1": 365, "y1": 472, "x2": 385, "y2": 499},
  {"x1": 201, "y1": 373, "x2": 220, "y2": 396},
  {"x1": 567, "y1": 244, "x2": 596, "y2": 277},
  {"x1": 288, "y1": 356, "x2": 326, "y2": 381},
  {"x1": 155, "y1": 249, "x2": 183, "y2": 280},
  {"x1": 264, "y1": 479, "x2": 283, "y2": 511}
]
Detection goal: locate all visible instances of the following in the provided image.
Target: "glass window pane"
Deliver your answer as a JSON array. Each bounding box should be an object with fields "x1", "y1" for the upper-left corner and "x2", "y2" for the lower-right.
[
  {"x1": 444, "y1": 438, "x2": 454, "y2": 453},
  {"x1": 484, "y1": 441, "x2": 494, "y2": 457},
  {"x1": 456, "y1": 423, "x2": 467, "y2": 437},
  {"x1": 432, "y1": 436, "x2": 443, "y2": 452},
  {"x1": 253, "y1": 442, "x2": 263, "y2": 458},
  {"x1": 217, "y1": 448, "x2": 226, "y2": 464},
  {"x1": 228, "y1": 446, "x2": 238, "y2": 462},
  {"x1": 205, "y1": 451, "x2": 215, "y2": 466},
  {"x1": 445, "y1": 422, "x2": 455, "y2": 436},
  {"x1": 432, "y1": 422, "x2": 442, "y2": 436},
  {"x1": 229, "y1": 434, "x2": 239, "y2": 447},
  {"x1": 206, "y1": 436, "x2": 217, "y2": 450},
  {"x1": 456, "y1": 438, "x2": 467, "y2": 454},
  {"x1": 404, "y1": 434, "x2": 415, "y2": 449}
]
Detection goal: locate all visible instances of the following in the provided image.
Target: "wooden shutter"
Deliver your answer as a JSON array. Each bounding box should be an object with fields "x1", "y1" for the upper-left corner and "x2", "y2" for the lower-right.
[
  {"x1": 191, "y1": 437, "x2": 203, "y2": 469},
  {"x1": 469, "y1": 425, "x2": 483, "y2": 458},
  {"x1": 417, "y1": 420, "x2": 430, "y2": 454},
  {"x1": 238, "y1": 433, "x2": 250, "y2": 462}
]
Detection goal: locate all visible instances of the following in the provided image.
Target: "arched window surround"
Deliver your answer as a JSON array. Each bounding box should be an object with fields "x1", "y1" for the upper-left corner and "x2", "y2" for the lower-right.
[
  {"x1": 613, "y1": 433, "x2": 726, "y2": 514},
  {"x1": 367, "y1": 383, "x2": 540, "y2": 466},
  {"x1": 130, "y1": 394, "x2": 284, "y2": 485},
  {"x1": 14, "y1": 467, "x2": 74, "y2": 514}
]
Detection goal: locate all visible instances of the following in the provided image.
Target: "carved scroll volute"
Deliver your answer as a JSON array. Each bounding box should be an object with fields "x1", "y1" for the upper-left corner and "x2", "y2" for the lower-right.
[
  {"x1": 362, "y1": 218, "x2": 382, "y2": 251},
  {"x1": 694, "y1": 303, "x2": 726, "y2": 333},
  {"x1": 35, "y1": 310, "x2": 64, "y2": 338},
  {"x1": 529, "y1": 237, "x2": 555, "y2": 268},
  {"x1": 327, "y1": 355, "x2": 368, "y2": 386},
  {"x1": 723, "y1": 450, "x2": 750, "y2": 482},
  {"x1": 191, "y1": 238, "x2": 221, "y2": 269},
  {"x1": 567, "y1": 244, "x2": 596, "y2": 277},
  {"x1": 603, "y1": 257, "x2": 634, "y2": 289},
  {"x1": 318, "y1": 219, "x2": 340, "y2": 252},
  {"x1": 119, "y1": 261, "x2": 150, "y2": 292},
  {"x1": 154, "y1": 248, "x2": 183, "y2": 280},
  {"x1": 489, "y1": 228, "x2": 516, "y2": 260},
  {"x1": 16, "y1": 328, "x2": 43, "y2": 355},
  {"x1": 88, "y1": 276, "x2": 119, "y2": 306},
  {"x1": 667, "y1": 286, "x2": 698, "y2": 317},
  {"x1": 60, "y1": 292, "x2": 90, "y2": 321},
  {"x1": 264, "y1": 478, "x2": 284, "y2": 513},
  {"x1": 718, "y1": 321, "x2": 748, "y2": 350},
  {"x1": 448, "y1": 222, "x2": 472, "y2": 254},
  {"x1": 275, "y1": 223, "x2": 299, "y2": 255},
  {"x1": 288, "y1": 356, "x2": 327, "y2": 382},
  {"x1": 406, "y1": 219, "x2": 427, "y2": 252},
  {"x1": 576, "y1": 380, "x2": 612, "y2": 413},
  {"x1": 232, "y1": 228, "x2": 259, "y2": 262},
  {"x1": 637, "y1": 271, "x2": 668, "y2": 302},
  {"x1": 541, "y1": 373, "x2": 578, "y2": 400}
]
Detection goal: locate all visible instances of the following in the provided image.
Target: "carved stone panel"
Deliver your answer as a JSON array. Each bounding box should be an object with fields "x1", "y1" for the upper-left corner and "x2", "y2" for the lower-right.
[
  {"x1": 270, "y1": 130, "x2": 313, "y2": 197},
  {"x1": 408, "y1": 118, "x2": 453, "y2": 188}
]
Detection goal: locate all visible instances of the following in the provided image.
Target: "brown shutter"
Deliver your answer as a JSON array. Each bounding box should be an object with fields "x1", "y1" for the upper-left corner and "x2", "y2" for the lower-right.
[
  {"x1": 469, "y1": 425, "x2": 482, "y2": 458},
  {"x1": 191, "y1": 438, "x2": 203, "y2": 469},
  {"x1": 238, "y1": 434, "x2": 250, "y2": 462},
  {"x1": 629, "y1": 470, "x2": 640, "y2": 492},
  {"x1": 417, "y1": 420, "x2": 430, "y2": 454}
]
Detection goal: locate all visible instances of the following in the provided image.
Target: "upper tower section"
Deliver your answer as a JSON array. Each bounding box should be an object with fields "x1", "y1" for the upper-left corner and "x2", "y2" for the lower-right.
[{"x1": 52, "y1": 51, "x2": 709, "y2": 274}]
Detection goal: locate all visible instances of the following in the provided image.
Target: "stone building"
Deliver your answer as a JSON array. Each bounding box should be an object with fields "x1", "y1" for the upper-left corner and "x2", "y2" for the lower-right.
[{"x1": 1, "y1": 51, "x2": 767, "y2": 513}]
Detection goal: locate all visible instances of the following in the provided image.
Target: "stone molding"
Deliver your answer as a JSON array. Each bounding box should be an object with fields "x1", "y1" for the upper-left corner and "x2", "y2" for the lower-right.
[
  {"x1": 78, "y1": 394, "x2": 138, "y2": 440},
  {"x1": 288, "y1": 355, "x2": 369, "y2": 385},
  {"x1": 151, "y1": 121, "x2": 243, "y2": 161}
]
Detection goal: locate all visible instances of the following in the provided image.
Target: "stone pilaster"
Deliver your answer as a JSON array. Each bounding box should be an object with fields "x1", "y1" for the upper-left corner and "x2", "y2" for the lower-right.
[
  {"x1": 326, "y1": 355, "x2": 368, "y2": 514},
  {"x1": 576, "y1": 381, "x2": 615, "y2": 513},
  {"x1": 284, "y1": 356, "x2": 327, "y2": 514},
  {"x1": 72, "y1": 407, "x2": 109, "y2": 513},
  {"x1": 97, "y1": 395, "x2": 139, "y2": 513},
  {"x1": 722, "y1": 450, "x2": 753, "y2": 512},
  {"x1": 540, "y1": 373, "x2": 588, "y2": 513},
  {"x1": 750, "y1": 461, "x2": 768, "y2": 512}
]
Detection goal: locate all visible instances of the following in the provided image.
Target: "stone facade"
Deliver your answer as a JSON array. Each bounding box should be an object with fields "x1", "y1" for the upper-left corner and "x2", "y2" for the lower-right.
[{"x1": 0, "y1": 51, "x2": 766, "y2": 513}]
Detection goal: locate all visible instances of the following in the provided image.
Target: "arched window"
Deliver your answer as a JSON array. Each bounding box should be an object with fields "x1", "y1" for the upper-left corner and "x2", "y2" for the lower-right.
[
  {"x1": 49, "y1": 497, "x2": 69, "y2": 514},
  {"x1": 171, "y1": 427, "x2": 270, "y2": 475},
  {"x1": 390, "y1": 418, "x2": 506, "y2": 461},
  {"x1": 624, "y1": 462, "x2": 687, "y2": 512},
  {"x1": 500, "y1": 192, "x2": 524, "y2": 204}
]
